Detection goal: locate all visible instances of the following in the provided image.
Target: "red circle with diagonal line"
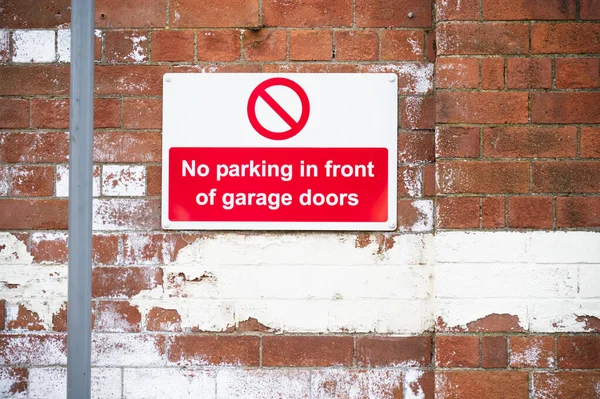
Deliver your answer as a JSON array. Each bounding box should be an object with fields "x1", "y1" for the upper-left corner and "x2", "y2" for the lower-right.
[{"x1": 247, "y1": 77, "x2": 310, "y2": 141}]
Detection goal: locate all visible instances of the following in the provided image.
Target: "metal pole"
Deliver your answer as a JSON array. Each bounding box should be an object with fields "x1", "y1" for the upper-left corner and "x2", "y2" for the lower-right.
[{"x1": 67, "y1": 0, "x2": 94, "y2": 396}]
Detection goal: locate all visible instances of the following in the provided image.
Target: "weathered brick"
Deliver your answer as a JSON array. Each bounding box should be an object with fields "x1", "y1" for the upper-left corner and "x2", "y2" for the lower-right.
[
  {"x1": 0, "y1": 334, "x2": 67, "y2": 365},
  {"x1": 436, "y1": 92, "x2": 528, "y2": 124},
  {"x1": 483, "y1": 127, "x2": 578, "y2": 158},
  {"x1": 152, "y1": 30, "x2": 194, "y2": 62},
  {"x1": 95, "y1": 65, "x2": 169, "y2": 95},
  {"x1": 510, "y1": 336, "x2": 555, "y2": 368},
  {"x1": 422, "y1": 165, "x2": 435, "y2": 197},
  {"x1": 312, "y1": 369, "x2": 403, "y2": 399},
  {"x1": 263, "y1": 336, "x2": 353, "y2": 367},
  {"x1": 357, "y1": 63, "x2": 434, "y2": 95},
  {"x1": 93, "y1": 234, "x2": 120, "y2": 265},
  {"x1": 0, "y1": 132, "x2": 68, "y2": 163},
  {"x1": 436, "y1": 197, "x2": 480, "y2": 229},
  {"x1": 436, "y1": 372, "x2": 529, "y2": 399},
  {"x1": 94, "y1": 132, "x2": 161, "y2": 163},
  {"x1": 0, "y1": 0, "x2": 70, "y2": 28},
  {"x1": 96, "y1": 0, "x2": 166, "y2": 28},
  {"x1": 0, "y1": 99, "x2": 29, "y2": 128},
  {"x1": 380, "y1": 30, "x2": 425, "y2": 61},
  {"x1": 558, "y1": 336, "x2": 600, "y2": 368},
  {"x1": 290, "y1": 30, "x2": 333, "y2": 61},
  {"x1": 435, "y1": 58, "x2": 479, "y2": 89},
  {"x1": 95, "y1": 301, "x2": 141, "y2": 332},
  {"x1": 436, "y1": 335, "x2": 479, "y2": 367},
  {"x1": 401, "y1": 96, "x2": 435, "y2": 130},
  {"x1": 556, "y1": 197, "x2": 600, "y2": 228},
  {"x1": 437, "y1": 0, "x2": 480, "y2": 20},
  {"x1": 356, "y1": 336, "x2": 431, "y2": 367},
  {"x1": 32, "y1": 99, "x2": 121, "y2": 129},
  {"x1": 0, "y1": 199, "x2": 68, "y2": 230},
  {"x1": 356, "y1": 0, "x2": 432, "y2": 28},
  {"x1": 334, "y1": 31, "x2": 378, "y2": 61},
  {"x1": 482, "y1": 336, "x2": 507, "y2": 368},
  {"x1": 483, "y1": 0, "x2": 576, "y2": 20},
  {"x1": 7, "y1": 304, "x2": 45, "y2": 331},
  {"x1": 437, "y1": 23, "x2": 529, "y2": 55},
  {"x1": 146, "y1": 307, "x2": 183, "y2": 332},
  {"x1": 508, "y1": 197, "x2": 553, "y2": 229},
  {"x1": 168, "y1": 336, "x2": 260, "y2": 366},
  {"x1": 397, "y1": 199, "x2": 434, "y2": 232},
  {"x1": 507, "y1": 58, "x2": 552, "y2": 89},
  {"x1": 481, "y1": 58, "x2": 505, "y2": 90},
  {"x1": 9, "y1": 165, "x2": 54, "y2": 197},
  {"x1": 437, "y1": 161, "x2": 530, "y2": 194},
  {"x1": 555, "y1": 58, "x2": 600, "y2": 89},
  {"x1": 30, "y1": 232, "x2": 67, "y2": 263},
  {"x1": 531, "y1": 23, "x2": 600, "y2": 54},
  {"x1": 581, "y1": 127, "x2": 600, "y2": 158},
  {"x1": 398, "y1": 132, "x2": 435, "y2": 163},
  {"x1": 146, "y1": 165, "x2": 162, "y2": 196},
  {"x1": 173, "y1": 63, "x2": 265, "y2": 73},
  {"x1": 243, "y1": 29, "x2": 287, "y2": 61},
  {"x1": 105, "y1": 30, "x2": 149, "y2": 63},
  {"x1": 435, "y1": 126, "x2": 480, "y2": 158},
  {"x1": 123, "y1": 99, "x2": 162, "y2": 129},
  {"x1": 581, "y1": 0, "x2": 600, "y2": 19},
  {"x1": 171, "y1": 0, "x2": 259, "y2": 27},
  {"x1": 0, "y1": 65, "x2": 69, "y2": 95},
  {"x1": 532, "y1": 93, "x2": 600, "y2": 124},
  {"x1": 0, "y1": 368, "x2": 27, "y2": 397},
  {"x1": 102, "y1": 165, "x2": 146, "y2": 197},
  {"x1": 533, "y1": 372, "x2": 600, "y2": 399},
  {"x1": 93, "y1": 199, "x2": 161, "y2": 230},
  {"x1": 197, "y1": 30, "x2": 241, "y2": 62},
  {"x1": 482, "y1": 197, "x2": 505, "y2": 228},
  {"x1": 120, "y1": 233, "x2": 190, "y2": 265},
  {"x1": 398, "y1": 166, "x2": 422, "y2": 197},
  {"x1": 532, "y1": 161, "x2": 600, "y2": 193},
  {"x1": 264, "y1": 0, "x2": 352, "y2": 27},
  {"x1": 92, "y1": 267, "x2": 163, "y2": 298}
]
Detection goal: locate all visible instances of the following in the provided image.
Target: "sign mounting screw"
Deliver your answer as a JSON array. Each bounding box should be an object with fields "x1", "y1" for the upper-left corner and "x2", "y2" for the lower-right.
[
  {"x1": 389, "y1": 75, "x2": 396, "y2": 82},
  {"x1": 388, "y1": 222, "x2": 396, "y2": 230},
  {"x1": 408, "y1": 12, "x2": 414, "y2": 18},
  {"x1": 165, "y1": 76, "x2": 172, "y2": 83}
]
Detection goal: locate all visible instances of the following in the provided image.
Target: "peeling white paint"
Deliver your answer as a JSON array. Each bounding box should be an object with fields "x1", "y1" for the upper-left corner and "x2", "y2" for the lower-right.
[
  {"x1": 56, "y1": 164, "x2": 101, "y2": 197},
  {"x1": 58, "y1": 29, "x2": 102, "y2": 62},
  {"x1": 311, "y1": 369, "x2": 403, "y2": 399},
  {"x1": 404, "y1": 369, "x2": 425, "y2": 399},
  {"x1": 401, "y1": 167, "x2": 422, "y2": 197},
  {"x1": 0, "y1": 232, "x2": 33, "y2": 264},
  {"x1": 0, "y1": 166, "x2": 8, "y2": 196},
  {"x1": 366, "y1": 64, "x2": 433, "y2": 94},
  {"x1": 218, "y1": 369, "x2": 309, "y2": 399},
  {"x1": 12, "y1": 30, "x2": 55, "y2": 63},
  {"x1": 28, "y1": 367, "x2": 121, "y2": 399},
  {"x1": 92, "y1": 334, "x2": 165, "y2": 367},
  {"x1": 0, "y1": 30, "x2": 9, "y2": 61},
  {"x1": 406, "y1": 200, "x2": 434, "y2": 232},
  {"x1": 510, "y1": 337, "x2": 554, "y2": 368},
  {"x1": 0, "y1": 368, "x2": 26, "y2": 398},
  {"x1": 125, "y1": 34, "x2": 147, "y2": 63},
  {"x1": 101, "y1": 165, "x2": 146, "y2": 196},
  {"x1": 124, "y1": 368, "x2": 215, "y2": 399}
]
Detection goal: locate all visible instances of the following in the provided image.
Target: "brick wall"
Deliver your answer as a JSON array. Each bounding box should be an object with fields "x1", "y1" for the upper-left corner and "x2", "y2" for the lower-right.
[{"x1": 0, "y1": 0, "x2": 599, "y2": 398}]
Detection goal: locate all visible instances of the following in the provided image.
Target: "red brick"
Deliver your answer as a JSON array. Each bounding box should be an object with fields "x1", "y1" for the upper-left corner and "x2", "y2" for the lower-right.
[
  {"x1": 509, "y1": 336, "x2": 554, "y2": 368},
  {"x1": 381, "y1": 30, "x2": 424, "y2": 61},
  {"x1": 508, "y1": 58, "x2": 552, "y2": 89},
  {"x1": 534, "y1": 372, "x2": 600, "y2": 398},
  {"x1": 437, "y1": 92, "x2": 528, "y2": 124},
  {"x1": 581, "y1": 127, "x2": 600, "y2": 158},
  {"x1": 436, "y1": 335, "x2": 479, "y2": 367},
  {"x1": 426, "y1": 30, "x2": 436, "y2": 62},
  {"x1": 290, "y1": 30, "x2": 333, "y2": 61},
  {"x1": 483, "y1": 127, "x2": 577, "y2": 158},
  {"x1": 437, "y1": 161, "x2": 530, "y2": 194},
  {"x1": 123, "y1": 99, "x2": 162, "y2": 129},
  {"x1": 532, "y1": 93, "x2": 600, "y2": 124},
  {"x1": 105, "y1": 30, "x2": 149, "y2": 63},
  {"x1": 265, "y1": 64, "x2": 357, "y2": 73},
  {"x1": 147, "y1": 166, "x2": 161, "y2": 196},
  {"x1": 423, "y1": 164, "x2": 435, "y2": 197},
  {"x1": 152, "y1": 30, "x2": 194, "y2": 62},
  {"x1": 197, "y1": 30, "x2": 241, "y2": 62},
  {"x1": 435, "y1": 58, "x2": 479, "y2": 89},
  {"x1": 483, "y1": 0, "x2": 575, "y2": 20},
  {"x1": 93, "y1": 235, "x2": 120, "y2": 265},
  {"x1": 435, "y1": 126, "x2": 480, "y2": 158},
  {"x1": 9, "y1": 166, "x2": 53, "y2": 197},
  {"x1": 398, "y1": 132, "x2": 435, "y2": 163},
  {"x1": 531, "y1": 23, "x2": 600, "y2": 54},
  {"x1": 95, "y1": 65, "x2": 169, "y2": 95},
  {"x1": 30, "y1": 233, "x2": 66, "y2": 264},
  {"x1": 0, "y1": 334, "x2": 67, "y2": 365},
  {"x1": 481, "y1": 58, "x2": 505, "y2": 89},
  {"x1": 264, "y1": 0, "x2": 352, "y2": 27},
  {"x1": 0, "y1": 368, "x2": 27, "y2": 396},
  {"x1": 401, "y1": 97, "x2": 435, "y2": 130},
  {"x1": 437, "y1": 0, "x2": 480, "y2": 20},
  {"x1": 94, "y1": 132, "x2": 161, "y2": 163},
  {"x1": 171, "y1": 0, "x2": 258, "y2": 27},
  {"x1": 334, "y1": 31, "x2": 378, "y2": 61},
  {"x1": 93, "y1": 199, "x2": 161, "y2": 230},
  {"x1": 482, "y1": 336, "x2": 507, "y2": 368},
  {"x1": 581, "y1": 0, "x2": 600, "y2": 19},
  {"x1": 263, "y1": 336, "x2": 353, "y2": 367},
  {"x1": 7, "y1": 304, "x2": 45, "y2": 331},
  {"x1": 437, "y1": 23, "x2": 529, "y2": 55},
  {"x1": 356, "y1": 0, "x2": 432, "y2": 28},
  {"x1": 92, "y1": 267, "x2": 163, "y2": 298},
  {"x1": 397, "y1": 166, "x2": 421, "y2": 197},
  {"x1": 0, "y1": 99, "x2": 29, "y2": 129},
  {"x1": 0, "y1": 65, "x2": 69, "y2": 96},
  {"x1": 0, "y1": 300, "x2": 5, "y2": 330},
  {"x1": 0, "y1": 199, "x2": 67, "y2": 229},
  {"x1": 0, "y1": 132, "x2": 68, "y2": 163},
  {"x1": 168, "y1": 336, "x2": 259, "y2": 365},
  {"x1": 556, "y1": 197, "x2": 600, "y2": 227},
  {"x1": 482, "y1": 197, "x2": 505, "y2": 228},
  {"x1": 146, "y1": 307, "x2": 182, "y2": 332},
  {"x1": 121, "y1": 233, "x2": 190, "y2": 265},
  {"x1": 558, "y1": 336, "x2": 600, "y2": 368},
  {"x1": 508, "y1": 197, "x2": 553, "y2": 229},
  {"x1": 0, "y1": 0, "x2": 70, "y2": 28},
  {"x1": 31, "y1": 99, "x2": 121, "y2": 129},
  {"x1": 436, "y1": 197, "x2": 480, "y2": 229},
  {"x1": 533, "y1": 161, "x2": 600, "y2": 193},
  {"x1": 95, "y1": 301, "x2": 141, "y2": 332},
  {"x1": 356, "y1": 336, "x2": 431, "y2": 367},
  {"x1": 96, "y1": 0, "x2": 166, "y2": 28},
  {"x1": 436, "y1": 371, "x2": 529, "y2": 399},
  {"x1": 95, "y1": 99, "x2": 122, "y2": 128},
  {"x1": 555, "y1": 58, "x2": 600, "y2": 89},
  {"x1": 243, "y1": 30, "x2": 287, "y2": 61},
  {"x1": 51, "y1": 304, "x2": 76, "y2": 332}
]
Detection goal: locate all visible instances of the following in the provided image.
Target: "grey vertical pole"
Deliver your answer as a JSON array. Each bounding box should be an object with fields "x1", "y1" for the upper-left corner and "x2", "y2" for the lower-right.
[{"x1": 67, "y1": 0, "x2": 94, "y2": 397}]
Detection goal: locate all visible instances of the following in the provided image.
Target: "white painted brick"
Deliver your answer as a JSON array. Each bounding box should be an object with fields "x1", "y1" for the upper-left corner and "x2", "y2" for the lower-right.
[
  {"x1": 56, "y1": 164, "x2": 101, "y2": 197},
  {"x1": 436, "y1": 232, "x2": 530, "y2": 263},
  {"x1": 124, "y1": 368, "x2": 216, "y2": 399},
  {"x1": 28, "y1": 367, "x2": 121, "y2": 399},
  {"x1": 0, "y1": 166, "x2": 8, "y2": 196},
  {"x1": 0, "y1": 233, "x2": 32, "y2": 265},
  {"x1": 12, "y1": 30, "x2": 55, "y2": 63},
  {"x1": 311, "y1": 369, "x2": 403, "y2": 399},
  {"x1": 400, "y1": 200, "x2": 434, "y2": 233},
  {"x1": 5, "y1": 299, "x2": 67, "y2": 331},
  {"x1": 579, "y1": 265, "x2": 600, "y2": 298},
  {"x1": 235, "y1": 300, "x2": 330, "y2": 333},
  {"x1": 92, "y1": 334, "x2": 166, "y2": 366},
  {"x1": 435, "y1": 264, "x2": 578, "y2": 298},
  {"x1": 436, "y1": 299, "x2": 529, "y2": 331},
  {"x1": 0, "y1": 335, "x2": 66, "y2": 366},
  {"x1": 0, "y1": 266, "x2": 67, "y2": 300},
  {"x1": 92, "y1": 198, "x2": 156, "y2": 230},
  {"x1": 102, "y1": 165, "x2": 146, "y2": 196},
  {"x1": 529, "y1": 232, "x2": 600, "y2": 263},
  {"x1": 216, "y1": 369, "x2": 310, "y2": 399},
  {"x1": 58, "y1": 29, "x2": 103, "y2": 62},
  {"x1": 529, "y1": 300, "x2": 600, "y2": 332},
  {"x1": 0, "y1": 30, "x2": 10, "y2": 62},
  {"x1": 0, "y1": 368, "x2": 27, "y2": 398}
]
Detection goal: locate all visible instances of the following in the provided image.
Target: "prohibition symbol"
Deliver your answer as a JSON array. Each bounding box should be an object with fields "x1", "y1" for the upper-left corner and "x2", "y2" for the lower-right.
[{"x1": 247, "y1": 77, "x2": 310, "y2": 141}]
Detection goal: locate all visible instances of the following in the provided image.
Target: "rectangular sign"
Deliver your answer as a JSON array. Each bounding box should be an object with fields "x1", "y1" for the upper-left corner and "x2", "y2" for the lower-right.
[{"x1": 162, "y1": 73, "x2": 398, "y2": 231}]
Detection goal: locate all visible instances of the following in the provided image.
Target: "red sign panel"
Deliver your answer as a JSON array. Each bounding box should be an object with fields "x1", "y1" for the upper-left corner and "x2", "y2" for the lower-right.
[{"x1": 169, "y1": 147, "x2": 388, "y2": 222}]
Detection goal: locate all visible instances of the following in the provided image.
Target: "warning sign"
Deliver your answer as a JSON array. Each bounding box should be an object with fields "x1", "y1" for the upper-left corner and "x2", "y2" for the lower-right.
[{"x1": 162, "y1": 73, "x2": 398, "y2": 231}]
